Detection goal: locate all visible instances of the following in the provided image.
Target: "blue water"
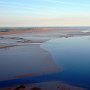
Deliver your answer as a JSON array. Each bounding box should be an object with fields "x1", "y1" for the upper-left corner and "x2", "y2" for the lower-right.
[
  {"x1": 0, "y1": 36, "x2": 90, "y2": 89},
  {"x1": 41, "y1": 36, "x2": 90, "y2": 89}
]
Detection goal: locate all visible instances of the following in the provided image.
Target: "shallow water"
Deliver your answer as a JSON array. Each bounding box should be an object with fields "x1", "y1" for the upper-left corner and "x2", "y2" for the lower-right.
[
  {"x1": 0, "y1": 44, "x2": 58, "y2": 88},
  {"x1": 0, "y1": 36, "x2": 90, "y2": 89},
  {"x1": 41, "y1": 36, "x2": 90, "y2": 89}
]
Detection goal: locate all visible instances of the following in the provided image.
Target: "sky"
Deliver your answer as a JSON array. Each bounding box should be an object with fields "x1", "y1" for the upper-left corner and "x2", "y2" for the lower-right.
[{"x1": 0, "y1": 0, "x2": 90, "y2": 27}]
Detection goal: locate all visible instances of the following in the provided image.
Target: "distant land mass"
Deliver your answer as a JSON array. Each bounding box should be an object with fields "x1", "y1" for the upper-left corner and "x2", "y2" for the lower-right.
[{"x1": 0, "y1": 26, "x2": 90, "y2": 32}]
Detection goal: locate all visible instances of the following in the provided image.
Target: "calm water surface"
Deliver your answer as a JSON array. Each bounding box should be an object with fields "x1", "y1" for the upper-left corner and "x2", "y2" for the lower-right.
[
  {"x1": 0, "y1": 36, "x2": 90, "y2": 89},
  {"x1": 41, "y1": 36, "x2": 90, "y2": 89}
]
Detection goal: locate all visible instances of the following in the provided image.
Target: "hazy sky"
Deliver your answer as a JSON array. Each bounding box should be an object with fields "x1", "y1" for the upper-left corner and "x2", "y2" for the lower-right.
[{"x1": 0, "y1": 0, "x2": 90, "y2": 27}]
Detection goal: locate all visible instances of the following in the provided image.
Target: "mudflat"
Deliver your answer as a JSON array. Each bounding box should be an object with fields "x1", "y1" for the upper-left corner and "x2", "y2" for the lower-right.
[{"x1": 0, "y1": 27, "x2": 90, "y2": 90}]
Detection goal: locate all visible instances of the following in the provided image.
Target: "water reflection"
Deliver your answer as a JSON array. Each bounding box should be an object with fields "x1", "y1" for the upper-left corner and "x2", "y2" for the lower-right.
[{"x1": 41, "y1": 36, "x2": 90, "y2": 89}]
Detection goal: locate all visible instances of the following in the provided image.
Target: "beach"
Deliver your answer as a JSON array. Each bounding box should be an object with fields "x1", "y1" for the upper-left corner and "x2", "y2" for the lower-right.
[
  {"x1": 1, "y1": 27, "x2": 90, "y2": 49},
  {"x1": 0, "y1": 27, "x2": 90, "y2": 90}
]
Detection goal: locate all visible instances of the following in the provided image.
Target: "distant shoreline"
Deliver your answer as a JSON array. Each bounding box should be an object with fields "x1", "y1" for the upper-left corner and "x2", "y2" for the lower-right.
[
  {"x1": 1, "y1": 27, "x2": 90, "y2": 49},
  {"x1": 0, "y1": 26, "x2": 90, "y2": 35},
  {"x1": 0, "y1": 27, "x2": 90, "y2": 90}
]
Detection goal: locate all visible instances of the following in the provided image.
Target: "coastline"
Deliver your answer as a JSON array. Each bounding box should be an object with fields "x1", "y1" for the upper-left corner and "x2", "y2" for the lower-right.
[
  {"x1": 0, "y1": 27, "x2": 90, "y2": 49},
  {"x1": 0, "y1": 28, "x2": 89, "y2": 90}
]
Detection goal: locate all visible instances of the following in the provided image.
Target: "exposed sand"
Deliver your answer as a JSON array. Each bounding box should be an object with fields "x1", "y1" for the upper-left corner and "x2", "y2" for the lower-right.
[
  {"x1": 0, "y1": 27, "x2": 90, "y2": 90},
  {"x1": 0, "y1": 45, "x2": 16, "y2": 48},
  {"x1": 0, "y1": 27, "x2": 90, "y2": 36}
]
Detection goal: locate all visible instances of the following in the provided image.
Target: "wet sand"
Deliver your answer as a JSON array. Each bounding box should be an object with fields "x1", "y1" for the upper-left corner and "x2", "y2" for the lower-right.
[
  {"x1": 0, "y1": 44, "x2": 60, "y2": 82},
  {"x1": 1, "y1": 27, "x2": 89, "y2": 49},
  {"x1": 0, "y1": 27, "x2": 90, "y2": 90},
  {"x1": 0, "y1": 45, "x2": 15, "y2": 48}
]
